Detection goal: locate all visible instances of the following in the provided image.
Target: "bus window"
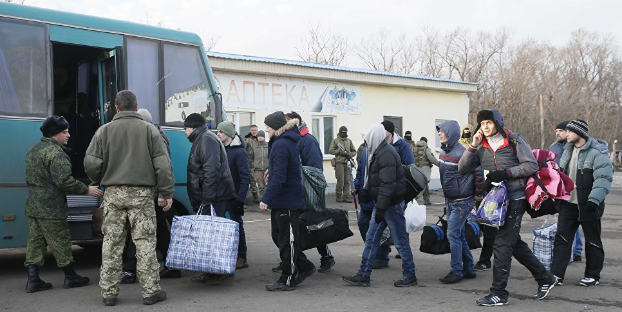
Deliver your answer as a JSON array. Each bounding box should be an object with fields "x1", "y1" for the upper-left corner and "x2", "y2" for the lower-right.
[
  {"x1": 162, "y1": 43, "x2": 214, "y2": 127},
  {"x1": 127, "y1": 38, "x2": 160, "y2": 124},
  {"x1": 0, "y1": 19, "x2": 49, "y2": 116}
]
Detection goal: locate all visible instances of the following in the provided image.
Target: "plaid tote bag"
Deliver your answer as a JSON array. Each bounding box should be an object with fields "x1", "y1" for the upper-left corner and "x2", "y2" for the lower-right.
[{"x1": 166, "y1": 205, "x2": 239, "y2": 274}]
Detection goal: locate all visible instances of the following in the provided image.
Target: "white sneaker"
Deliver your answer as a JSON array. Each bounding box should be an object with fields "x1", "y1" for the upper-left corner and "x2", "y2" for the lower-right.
[{"x1": 579, "y1": 277, "x2": 599, "y2": 287}]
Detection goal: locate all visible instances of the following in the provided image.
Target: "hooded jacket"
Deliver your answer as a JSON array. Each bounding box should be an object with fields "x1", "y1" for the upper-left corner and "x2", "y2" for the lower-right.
[
  {"x1": 224, "y1": 134, "x2": 251, "y2": 204},
  {"x1": 559, "y1": 137, "x2": 613, "y2": 221},
  {"x1": 436, "y1": 120, "x2": 483, "y2": 199},
  {"x1": 361, "y1": 124, "x2": 406, "y2": 211},
  {"x1": 459, "y1": 124, "x2": 474, "y2": 148},
  {"x1": 262, "y1": 119, "x2": 305, "y2": 210},
  {"x1": 186, "y1": 124, "x2": 236, "y2": 210},
  {"x1": 298, "y1": 121, "x2": 324, "y2": 170},
  {"x1": 391, "y1": 134, "x2": 416, "y2": 166},
  {"x1": 354, "y1": 146, "x2": 375, "y2": 211}
]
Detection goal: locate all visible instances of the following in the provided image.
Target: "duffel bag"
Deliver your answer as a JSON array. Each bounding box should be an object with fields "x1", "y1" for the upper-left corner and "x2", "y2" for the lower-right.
[
  {"x1": 419, "y1": 216, "x2": 450, "y2": 255},
  {"x1": 299, "y1": 208, "x2": 354, "y2": 251},
  {"x1": 465, "y1": 220, "x2": 482, "y2": 250}
]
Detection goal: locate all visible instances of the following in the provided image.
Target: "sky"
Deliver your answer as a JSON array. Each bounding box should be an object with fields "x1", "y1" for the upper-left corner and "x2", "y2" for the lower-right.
[{"x1": 19, "y1": 0, "x2": 622, "y2": 67}]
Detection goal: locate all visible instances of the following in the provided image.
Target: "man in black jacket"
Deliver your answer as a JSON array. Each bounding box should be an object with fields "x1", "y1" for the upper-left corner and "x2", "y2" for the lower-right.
[{"x1": 184, "y1": 113, "x2": 237, "y2": 284}]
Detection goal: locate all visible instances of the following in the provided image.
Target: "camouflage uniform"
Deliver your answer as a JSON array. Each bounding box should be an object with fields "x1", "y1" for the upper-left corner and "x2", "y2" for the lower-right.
[
  {"x1": 329, "y1": 136, "x2": 356, "y2": 200},
  {"x1": 411, "y1": 140, "x2": 438, "y2": 204},
  {"x1": 100, "y1": 186, "x2": 160, "y2": 299},
  {"x1": 245, "y1": 134, "x2": 259, "y2": 200},
  {"x1": 24, "y1": 138, "x2": 89, "y2": 268}
]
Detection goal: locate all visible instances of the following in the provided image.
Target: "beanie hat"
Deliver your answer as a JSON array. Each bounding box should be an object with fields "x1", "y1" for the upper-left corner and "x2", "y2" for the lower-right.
[
  {"x1": 184, "y1": 113, "x2": 205, "y2": 128},
  {"x1": 285, "y1": 111, "x2": 302, "y2": 122},
  {"x1": 405, "y1": 130, "x2": 412, "y2": 135},
  {"x1": 381, "y1": 120, "x2": 395, "y2": 134},
  {"x1": 257, "y1": 130, "x2": 265, "y2": 138},
  {"x1": 555, "y1": 121, "x2": 569, "y2": 130},
  {"x1": 420, "y1": 137, "x2": 428, "y2": 143},
  {"x1": 217, "y1": 121, "x2": 236, "y2": 138},
  {"x1": 40, "y1": 115, "x2": 70, "y2": 137},
  {"x1": 264, "y1": 111, "x2": 287, "y2": 130},
  {"x1": 339, "y1": 126, "x2": 348, "y2": 133},
  {"x1": 566, "y1": 119, "x2": 589, "y2": 140},
  {"x1": 137, "y1": 108, "x2": 153, "y2": 123}
]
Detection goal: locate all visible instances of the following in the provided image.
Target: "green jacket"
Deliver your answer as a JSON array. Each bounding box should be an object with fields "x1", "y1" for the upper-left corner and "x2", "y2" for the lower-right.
[
  {"x1": 25, "y1": 138, "x2": 89, "y2": 219},
  {"x1": 329, "y1": 136, "x2": 356, "y2": 163},
  {"x1": 84, "y1": 111, "x2": 174, "y2": 199},
  {"x1": 412, "y1": 140, "x2": 439, "y2": 168},
  {"x1": 245, "y1": 134, "x2": 258, "y2": 167},
  {"x1": 249, "y1": 140, "x2": 269, "y2": 171}
]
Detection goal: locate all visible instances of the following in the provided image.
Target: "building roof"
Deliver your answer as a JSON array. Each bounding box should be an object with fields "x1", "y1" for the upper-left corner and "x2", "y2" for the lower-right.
[{"x1": 207, "y1": 51, "x2": 478, "y2": 93}]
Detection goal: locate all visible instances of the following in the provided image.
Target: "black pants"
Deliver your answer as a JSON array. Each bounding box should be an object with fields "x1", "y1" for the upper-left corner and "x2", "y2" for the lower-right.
[
  {"x1": 122, "y1": 202, "x2": 170, "y2": 272},
  {"x1": 477, "y1": 224, "x2": 498, "y2": 266},
  {"x1": 270, "y1": 209, "x2": 314, "y2": 286},
  {"x1": 551, "y1": 201, "x2": 604, "y2": 280},
  {"x1": 490, "y1": 199, "x2": 550, "y2": 297}
]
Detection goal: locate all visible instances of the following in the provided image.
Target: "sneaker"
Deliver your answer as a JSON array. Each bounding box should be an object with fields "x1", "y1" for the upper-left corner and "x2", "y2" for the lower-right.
[
  {"x1": 439, "y1": 272, "x2": 463, "y2": 284},
  {"x1": 573, "y1": 254, "x2": 582, "y2": 262},
  {"x1": 265, "y1": 280, "x2": 295, "y2": 291},
  {"x1": 394, "y1": 275, "x2": 417, "y2": 287},
  {"x1": 342, "y1": 274, "x2": 370, "y2": 287},
  {"x1": 191, "y1": 273, "x2": 211, "y2": 283},
  {"x1": 556, "y1": 276, "x2": 564, "y2": 286},
  {"x1": 372, "y1": 262, "x2": 389, "y2": 269},
  {"x1": 159, "y1": 267, "x2": 181, "y2": 279},
  {"x1": 236, "y1": 257, "x2": 249, "y2": 269},
  {"x1": 534, "y1": 275, "x2": 558, "y2": 300},
  {"x1": 272, "y1": 262, "x2": 283, "y2": 273},
  {"x1": 102, "y1": 298, "x2": 117, "y2": 306},
  {"x1": 205, "y1": 274, "x2": 234, "y2": 285},
  {"x1": 476, "y1": 293, "x2": 508, "y2": 306},
  {"x1": 579, "y1": 277, "x2": 599, "y2": 287},
  {"x1": 474, "y1": 263, "x2": 491, "y2": 271},
  {"x1": 395, "y1": 254, "x2": 402, "y2": 259},
  {"x1": 318, "y1": 257, "x2": 335, "y2": 273},
  {"x1": 463, "y1": 271, "x2": 477, "y2": 279},
  {"x1": 143, "y1": 291, "x2": 167, "y2": 305},
  {"x1": 120, "y1": 271, "x2": 136, "y2": 284},
  {"x1": 294, "y1": 266, "x2": 316, "y2": 286}
]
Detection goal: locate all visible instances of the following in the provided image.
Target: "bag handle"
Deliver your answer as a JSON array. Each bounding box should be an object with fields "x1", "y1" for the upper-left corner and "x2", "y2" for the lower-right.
[{"x1": 196, "y1": 204, "x2": 217, "y2": 218}]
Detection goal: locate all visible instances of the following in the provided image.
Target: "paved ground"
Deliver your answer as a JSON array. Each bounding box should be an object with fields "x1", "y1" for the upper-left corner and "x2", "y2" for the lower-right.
[{"x1": 2, "y1": 189, "x2": 622, "y2": 311}]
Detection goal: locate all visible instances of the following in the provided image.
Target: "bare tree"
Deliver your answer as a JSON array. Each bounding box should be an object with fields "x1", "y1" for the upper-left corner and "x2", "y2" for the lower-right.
[
  {"x1": 295, "y1": 22, "x2": 349, "y2": 66},
  {"x1": 198, "y1": 31, "x2": 221, "y2": 51},
  {"x1": 355, "y1": 28, "x2": 407, "y2": 72}
]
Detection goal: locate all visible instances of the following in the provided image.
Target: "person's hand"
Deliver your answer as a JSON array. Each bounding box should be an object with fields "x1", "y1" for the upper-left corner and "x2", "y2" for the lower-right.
[
  {"x1": 87, "y1": 186, "x2": 103, "y2": 197},
  {"x1": 487, "y1": 169, "x2": 510, "y2": 182},
  {"x1": 162, "y1": 198, "x2": 173, "y2": 211},
  {"x1": 351, "y1": 189, "x2": 357, "y2": 196},
  {"x1": 483, "y1": 178, "x2": 494, "y2": 193},
  {"x1": 472, "y1": 130, "x2": 483, "y2": 147},
  {"x1": 234, "y1": 201, "x2": 245, "y2": 216},
  {"x1": 587, "y1": 201, "x2": 599, "y2": 212},
  {"x1": 260, "y1": 202, "x2": 268, "y2": 211},
  {"x1": 375, "y1": 209, "x2": 385, "y2": 224},
  {"x1": 263, "y1": 170, "x2": 269, "y2": 181},
  {"x1": 157, "y1": 197, "x2": 167, "y2": 208}
]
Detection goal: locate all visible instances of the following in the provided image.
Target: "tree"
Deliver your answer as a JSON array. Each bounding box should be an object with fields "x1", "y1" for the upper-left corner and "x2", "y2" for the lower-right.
[{"x1": 295, "y1": 22, "x2": 349, "y2": 66}]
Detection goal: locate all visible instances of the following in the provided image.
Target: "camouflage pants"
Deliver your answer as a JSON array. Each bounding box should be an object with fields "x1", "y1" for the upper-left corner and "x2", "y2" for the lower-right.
[
  {"x1": 249, "y1": 164, "x2": 258, "y2": 196},
  {"x1": 100, "y1": 186, "x2": 160, "y2": 299},
  {"x1": 334, "y1": 162, "x2": 351, "y2": 199},
  {"x1": 24, "y1": 217, "x2": 73, "y2": 268}
]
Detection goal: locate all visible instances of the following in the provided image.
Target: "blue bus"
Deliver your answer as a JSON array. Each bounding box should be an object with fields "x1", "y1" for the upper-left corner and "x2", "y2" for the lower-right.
[{"x1": 0, "y1": 2, "x2": 224, "y2": 249}]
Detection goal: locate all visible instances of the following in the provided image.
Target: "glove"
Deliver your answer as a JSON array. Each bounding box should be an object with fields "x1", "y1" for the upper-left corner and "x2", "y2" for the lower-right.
[
  {"x1": 587, "y1": 201, "x2": 599, "y2": 212},
  {"x1": 482, "y1": 178, "x2": 494, "y2": 193},
  {"x1": 375, "y1": 209, "x2": 385, "y2": 224},
  {"x1": 233, "y1": 201, "x2": 245, "y2": 216},
  {"x1": 487, "y1": 169, "x2": 511, "y2": 183}
]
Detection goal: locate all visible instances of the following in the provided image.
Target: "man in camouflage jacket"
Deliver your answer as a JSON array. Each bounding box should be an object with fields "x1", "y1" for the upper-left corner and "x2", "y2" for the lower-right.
[{"x1": 24, "y1": 115, "x2": 102, "y2": 293}]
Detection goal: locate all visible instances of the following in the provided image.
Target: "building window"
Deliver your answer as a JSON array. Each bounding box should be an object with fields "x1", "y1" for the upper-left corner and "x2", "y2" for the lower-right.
[
  {"x1": 312, "y1": 116, "x2": 335, "y2": 156},
  {"x1": 225, "y1": 111, "x2": 254, "y2": 137}
]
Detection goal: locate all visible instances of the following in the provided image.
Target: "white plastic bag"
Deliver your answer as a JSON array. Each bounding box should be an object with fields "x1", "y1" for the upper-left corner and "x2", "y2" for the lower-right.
[{"x1": 405, "y1": 200, "x2": 426, "y2": 233}]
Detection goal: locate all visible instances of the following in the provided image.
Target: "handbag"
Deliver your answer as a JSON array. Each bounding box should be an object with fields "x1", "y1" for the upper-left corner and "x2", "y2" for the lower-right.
[
  {"x1": 166, "y1": 205, "x2": 239, "y2": 274},
  {"x1": 299, "y1": 208, "x2": 354, "y2": 250},
  {"x1": 475, "y1": 182, "x2": 508, "y2": 227},
  {"x1": 419, "y1": 216, "x2": 450, "y2": 255}
]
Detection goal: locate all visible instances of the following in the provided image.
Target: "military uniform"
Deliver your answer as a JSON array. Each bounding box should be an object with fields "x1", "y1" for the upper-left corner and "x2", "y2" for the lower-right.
[
  {"x1": 24, "y1": 138, "x2": 89, "y2": 268},
  {"x1": 245, "y1": 134, "x2": 259, "y2": 202},
  {"x1": 411, "y1": 140, "x2": 439, "y2": 205},
  {"x1": 329, "y1": 128, "x2": 357, "y2": 202}
]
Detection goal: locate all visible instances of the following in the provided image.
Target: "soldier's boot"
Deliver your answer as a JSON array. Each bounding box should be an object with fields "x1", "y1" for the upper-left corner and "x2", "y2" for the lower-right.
[
  {"x1": 62, "y1": 265, "x2": 90, "y2": 289},
  {"x1": 252, "y1": 191, "x2": 260, "y2": 203},
  {"x1": 336, "y1": 195, "x2": 343, "y2": 203},
  {"x1": 25, "y1": 265, "x2": 53, "y2": 293}
]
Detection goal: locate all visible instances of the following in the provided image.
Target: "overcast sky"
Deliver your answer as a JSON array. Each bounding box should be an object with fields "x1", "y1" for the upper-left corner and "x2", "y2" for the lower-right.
[{"x1": 25, "y1": 0, "x2": 622, "y2": 67}]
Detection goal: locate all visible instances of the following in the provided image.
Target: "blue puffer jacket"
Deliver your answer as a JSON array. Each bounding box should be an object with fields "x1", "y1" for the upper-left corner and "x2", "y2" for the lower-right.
[
  {"x1": 298, "y1": 122, "x2": 324, "y2": 171},
  {"x1": 559, "y1": 137, "x2": 613, "y2": 221},
  {"x1": 391, "y1": 134, "x2": 416, "y2": 166},
  {"x1": 263, "y1": 119, "x2": 305, "y2": 210},
  {"x1": 437, "y1": 120, "x2": 483, "y2": 199},
  {"x1": 548, "y1": 140, "x2": 566, "y2": 164},
  {"x1": 354, "y1": 146, "x2": 375, "y2": 210},
  {"x1": 224, "y1": 135, "x2": 251, "y2": 204}
]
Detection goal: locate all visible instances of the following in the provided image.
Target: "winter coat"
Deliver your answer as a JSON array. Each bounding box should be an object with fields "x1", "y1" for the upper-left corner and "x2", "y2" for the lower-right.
[
  {"x1": 262, "y1": 119, "x2": 305, "y2": 210},
  {"x1": 391, "y1": 134, "x2": 416, "y2": 166},
  {"x1": 547, "y1": 140, "x2": 566, "y2": 164},
  {"x1": 249, "y1": 140, "x2": 269, "y2": 171},
  {"x1": 354, "y1": 146, "x2": 375, "y2": 210},
  {"x1": 298, "y1": 123, "x2": 324, "y2": 170},
  {"x1": 26, "y1": 138, "x2": 89, "y2": 219},
  {"x1": 437, "y1": 120, "x2": 483, "y2": 199},
  {"x1": 225, "y1": 135, "x2": 251, "y2": 204},
  {"x1": 459, "y1": 124, "x2": 474, "y2": 148},
  {"x1": 186, "y1": 124, "x2": 236, "y2": 210},
  {"x1": 559, "y1": 137, "x2": 613, "y2": 221},
  {"x1": 329, "y1": 136, "x2": 356, "y2": 163}
]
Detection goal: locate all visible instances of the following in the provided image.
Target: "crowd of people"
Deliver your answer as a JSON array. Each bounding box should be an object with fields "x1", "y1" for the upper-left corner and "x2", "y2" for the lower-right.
[{"x1": 23, "y1": 89, "x2": 613, "y2": 307}]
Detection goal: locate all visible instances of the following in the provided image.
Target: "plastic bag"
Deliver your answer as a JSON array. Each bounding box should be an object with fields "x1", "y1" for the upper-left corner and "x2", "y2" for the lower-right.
[
  {"x1": 405, "y1": 200, "x2": 426, "y2": 233},
  {"x1": 475, "y1": 182, "x2": 508, "y2": 227}
]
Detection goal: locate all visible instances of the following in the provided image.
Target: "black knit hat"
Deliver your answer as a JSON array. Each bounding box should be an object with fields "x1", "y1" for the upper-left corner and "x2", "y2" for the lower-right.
[
  {"x1": 40, "y1": 115, "x2": 70, "y2": 137},
  {"x1": 566, "y1": 119, "x2": 589, "y2": 140},
  {"x1": 381, "y1": 120, "x2": 395, "y2": 134},
  {"x1": 286, "y1": 111, "x2": 302, "y2": 122},
  {"x1": 264, "y1": 111, "x2": 287, "y2": 130},
  {"x1": 184, "y1": 113, "x2": 205, "y2": 128},
  {"x1": 420, "y1": 137, "x2": 428, "y2": 143},
  {"x1": 555, "y1": 121, "x2": 569, "y2": 130}
]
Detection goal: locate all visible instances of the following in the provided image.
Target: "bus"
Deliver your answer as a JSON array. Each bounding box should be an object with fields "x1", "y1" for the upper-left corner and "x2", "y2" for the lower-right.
[{"x1": 0, "y1": 2, "x2": 224, "y2": 249}]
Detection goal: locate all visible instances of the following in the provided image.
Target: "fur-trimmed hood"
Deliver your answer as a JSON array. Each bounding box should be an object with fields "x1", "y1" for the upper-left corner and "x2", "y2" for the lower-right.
[{"x1": 275, "y1": 118, "x2": 299, "y2": 137}]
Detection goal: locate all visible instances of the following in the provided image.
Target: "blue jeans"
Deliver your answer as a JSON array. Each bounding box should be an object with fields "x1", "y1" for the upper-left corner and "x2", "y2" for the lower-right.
[
  {"x1": 358, "y1": 202, "x2": 415, "y2": 277},
  {"x1": 573, "y1": 228, "x2": 583, "y2": 256},
  {"x1": 446, "y1": 198, "x2": 475, "y2": 276},
  {"x1": 357, "y1": 209, "x2": 390, "y2": 265}
]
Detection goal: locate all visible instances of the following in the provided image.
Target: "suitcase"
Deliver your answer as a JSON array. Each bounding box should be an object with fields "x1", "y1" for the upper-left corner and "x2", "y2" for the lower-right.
[
  {"x1": 419, "y1": 216, "x2": 450, "y2": 255},
  {"x1": 299, "y1": 208, "x2": 354, "y2": 250}
]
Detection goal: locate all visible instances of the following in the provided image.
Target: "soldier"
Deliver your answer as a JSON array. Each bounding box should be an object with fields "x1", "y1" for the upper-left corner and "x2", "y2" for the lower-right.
[
  {"x1": 24, "y1": 116, "x2": 102, "y2": 293},
  {"x1": 245, "y1": 125, "x2": 260, "y2": 203},
  {"x1": 329, "y1": 126, "x2": 357, "y2": 203},
  {"x1": 85, "y1": 90, "x2": 174, "y2": 306},
  {"x1": 248, "y1": 130, "x2": 269, "y2": 200},
  {"x1": 411, "y1": 136, "x2": 439, "y2": 206}
]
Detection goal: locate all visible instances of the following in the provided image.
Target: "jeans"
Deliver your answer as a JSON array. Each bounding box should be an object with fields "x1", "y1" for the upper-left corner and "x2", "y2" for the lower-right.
[
  {"x1": 358, "y1": 202, "x2": 415, "y2": 278},
  {"x1": 357, "y1": 208, "x2": 390, "y2": 265},
  {"x1": 446, "y1": 198, "x2": 475, "y2": 276},
  {"x1": 551, "y1": 202, "x2": 604, "y2": 280},
  {"x1": 490, "y1": 199, "x2": 550, "y2": 297},
  {"x1": 573, "y1": 228, "x2": 583, "y2": 256}
]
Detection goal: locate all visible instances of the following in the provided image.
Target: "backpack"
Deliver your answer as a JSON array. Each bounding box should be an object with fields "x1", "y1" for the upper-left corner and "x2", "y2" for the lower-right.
[
  {"x1": 412, "y1": 144, "x2": 431, "y2": 167},
  {"x1": 403, "y1": 164, "x2": 430, "y2": 203}
]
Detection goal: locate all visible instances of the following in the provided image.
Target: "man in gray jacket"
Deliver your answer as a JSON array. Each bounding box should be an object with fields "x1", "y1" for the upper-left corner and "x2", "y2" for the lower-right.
[{"x1": 551, "y1": 119, "x2": 612, "y2": 287}]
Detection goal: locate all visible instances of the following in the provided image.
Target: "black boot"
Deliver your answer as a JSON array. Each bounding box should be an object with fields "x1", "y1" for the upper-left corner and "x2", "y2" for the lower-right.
[
  {"x1": 62, "y1": 265, "x2": 90, "y2": 289},
  {"x1": 25, "y1": 265, "x2": 53, "y2": 293}
]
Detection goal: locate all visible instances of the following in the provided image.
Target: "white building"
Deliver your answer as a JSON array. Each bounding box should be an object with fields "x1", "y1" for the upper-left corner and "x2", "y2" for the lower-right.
[{"x1": 207, "y1": 52, "x2": 477, "y2": 190}]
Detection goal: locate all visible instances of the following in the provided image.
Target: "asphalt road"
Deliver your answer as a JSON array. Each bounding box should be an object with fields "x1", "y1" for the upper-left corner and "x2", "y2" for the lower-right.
[{"x1": 2, "y1": 189, "x2": 622, "y2": 311}]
